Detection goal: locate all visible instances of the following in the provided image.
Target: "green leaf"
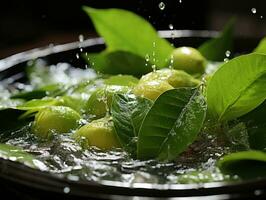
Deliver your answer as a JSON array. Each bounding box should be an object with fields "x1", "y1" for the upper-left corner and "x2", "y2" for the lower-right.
[
  {"x1": 11, "y1": 84, "x2": 62, "y2": 100},
  {"x1": 104, "y1": 75, "x2": 139, "y2": 86},
  {"x1": 0, "y1": 143, "x2": 47, "y2": 170},
  {"x1": 207, "y1": 53, "x2": 266, "y2": 121},
  {"x1": 198, "y1": 18, "x2": 235, "y2": 61},
  {"x1": 85, "y1": 51, "x2": 152, "y2": 77},
  {"x1": 137, "y1": 88, "x2": 206, "y2": 161},
  {"x1": 218, "y1": 150, "x2": 266, "y2": 179},
  {"x1": 241, "y1": 101, "x2": 266, "y2": 150},
  {"x1": 17, "y1": 98, "x2": 58, "y2": 110},
  {"x1": 111, "y1": 93, "x2": 153, "y2": 155},
  {"x1": 16, "y1": 98, "x2": 59, "y2": 119},
  {"x1": 254, "y1": 37, "x2": 266, "y2": 54},
  {"x1": 83, "y1": 7, "x2": 174, "y2": 67}
]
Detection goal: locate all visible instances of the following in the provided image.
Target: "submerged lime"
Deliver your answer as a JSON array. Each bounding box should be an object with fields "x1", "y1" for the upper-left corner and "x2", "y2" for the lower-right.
[
  {"x1": 32, "y1": 106, "x2": 81, "y2": 138},
  {"x1": 74, "y1": 117, "x2": 120, "y2": 150}
]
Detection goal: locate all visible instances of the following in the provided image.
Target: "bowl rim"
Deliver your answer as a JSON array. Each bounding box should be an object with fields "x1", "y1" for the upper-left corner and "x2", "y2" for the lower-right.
[{"x1": 0, "y1": 30, "x2": 265, "y2": 198}]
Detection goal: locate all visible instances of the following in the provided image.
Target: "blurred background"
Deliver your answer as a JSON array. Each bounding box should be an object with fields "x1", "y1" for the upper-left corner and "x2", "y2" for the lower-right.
[{"x1": 0, "y1": 0, "x2": 265, "y2": 58}]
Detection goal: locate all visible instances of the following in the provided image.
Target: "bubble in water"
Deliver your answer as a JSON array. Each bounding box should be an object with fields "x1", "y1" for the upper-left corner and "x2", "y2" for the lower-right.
[
  {"x1": 169, "y1": 24, "x2": 174, "y2": 30},
  {"x1": 79, "y1": 34, "x2": 84, "y2": 42},
  {"x1": 225, "y1": 50, "x2": 231, "y2": 57},
  {"x1": 159, "y1": 2, "x2": 165, "y2": 10},
  {"x1": 251, "y1": 8, "x2": 257, "y2": 14}
]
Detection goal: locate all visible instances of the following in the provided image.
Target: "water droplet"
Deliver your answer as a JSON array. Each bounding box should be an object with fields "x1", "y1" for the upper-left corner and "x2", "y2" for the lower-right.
[
  {"x1": 79, "y1": 48, "x2": 83, "y2": 52},
  {"x1": 159, "y1": 2, "x2": 165, "y2": 10},
  {"x1": 223, "y1": 58, "x2": 229, "y2": 62},
  {"x1": 145, "y1": 54, "x2": 150, "y2": 62},
  {"x1": 76, "y1": 53, "x2": 80, "y2": 59},
  {"x1": 63, "y1": 187, "x2": 70, "y2": 194},
  {"x1": 225, "y1": 50, "x2": 231, "y2": 57},
  {"x1": 79, "y1": 34, "x2": 84, "y2": 42},
  {"x1": 169, "y1": 24, "x2": 174, "y2": 30},
  {"x1": 169, "y1": 54, "x2": 174, "y2": 69},
  {"x1": 152, "y1": 64, "x2": 157, "y2": 72},
  {"x1": 67, "y1": 174, "x2": 80, "y2": 181},
  {"x1": 254, "y1": 190, "x2": 263, "y2": 196},
  {"x1": 251, "y1": 8, "x2": 257, "y2": 14}
]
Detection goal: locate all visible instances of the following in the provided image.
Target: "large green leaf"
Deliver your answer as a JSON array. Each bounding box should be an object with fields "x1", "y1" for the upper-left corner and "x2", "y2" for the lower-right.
[
  {"x1": 85, "y1": 51, "x2": 152, "y2": 77},
  {"x1": 111, "y1": 93, "x2": 153, "y2": 155},
  {"x1": 218, "y1": 151, "x2": 266, "y2": 179},
  {"x1": 254, "y1": 37, "x2": 266, "y2": 54},
  {"x1": 198, "y1": 18, "x2": 235, "y2": 61},
  {"x1": 137, "y1": 88, "x2": 206, "y2": 161},
  {"x1": 83, "y1": 7, "x2": 174, "y2": 67},
  {"x1": 0, "y1": 143, "x2": 47, "y2": 170},
  {"x1": 207, "y1": 53, "x2": 266, "y2": 121}
]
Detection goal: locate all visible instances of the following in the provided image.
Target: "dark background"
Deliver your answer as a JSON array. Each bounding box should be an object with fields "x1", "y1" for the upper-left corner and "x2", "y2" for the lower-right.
[{"x1": 0, "y1": 0, "x2": 265, "y2": 58}]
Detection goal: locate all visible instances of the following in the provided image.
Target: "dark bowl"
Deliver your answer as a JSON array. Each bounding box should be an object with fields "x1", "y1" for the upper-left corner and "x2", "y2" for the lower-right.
[{"x1": 0, "y1": 30, "x2": 265, "y2": 200}]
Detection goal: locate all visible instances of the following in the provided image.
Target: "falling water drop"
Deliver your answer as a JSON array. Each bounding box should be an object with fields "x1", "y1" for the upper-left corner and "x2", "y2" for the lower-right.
[
  {"x1": 225, "y1": 50, "x2": 231, "y2": 57},
  {"x1": 169, "y1": 24, "x2": 174, "y2": 30},
  {"x1": 159, "y1": 2, "x2": 165, "y2": 10},
  {"x1": 145, "y1": 54, "x2": 150, "y2": 62},
  {"x1": 63, "y1": 187, "x2": 70, "y2": 194},
  {"x1": 169, "y1": 54, "x2": 174, "y2": 69},
  {"x1": 79, "y1": 34, "x2": 84, "y2": 42},
  {"x1": 224, "y1": 58, "x2": 229, "y2": 62},
  {"x1": 152, "y1": 64, "x2": 157, "y2": 72},
  {"x1": 251, "y1": 8, "x2": 257, "y2": 14}
]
